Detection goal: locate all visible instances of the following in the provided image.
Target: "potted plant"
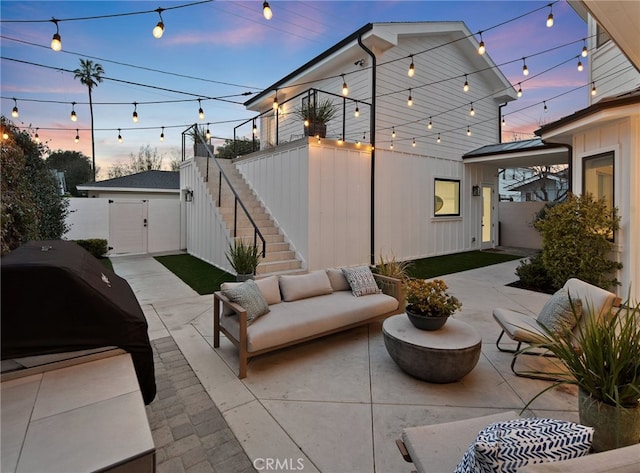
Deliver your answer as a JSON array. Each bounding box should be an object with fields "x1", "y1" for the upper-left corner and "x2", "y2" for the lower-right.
[
  {"x1": 294, "y1": 98, "x2": 338, "y2": 138},
  {"x1": 226, "y1": 238, "x2": 262, "y2": 281},
  {"x1": 523, "y1": 299, "x2": 640, "y2": 452},
  {"x1": 188, "y1": 125, "x2": 213, "y2": 157},
  {"x1": 404, "y1": 278, "x2": 462, "y2": 330}
]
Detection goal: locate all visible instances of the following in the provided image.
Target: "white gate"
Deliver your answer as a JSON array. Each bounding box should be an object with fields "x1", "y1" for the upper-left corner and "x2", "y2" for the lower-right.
[{"x1": 108, "y1": 200, "x2": 148, "y2": 254}]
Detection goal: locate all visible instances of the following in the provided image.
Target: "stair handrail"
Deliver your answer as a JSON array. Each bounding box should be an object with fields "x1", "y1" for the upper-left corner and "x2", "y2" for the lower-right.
[{"x1": 183, "y1": 124, "x2": 266, "y2": 258}]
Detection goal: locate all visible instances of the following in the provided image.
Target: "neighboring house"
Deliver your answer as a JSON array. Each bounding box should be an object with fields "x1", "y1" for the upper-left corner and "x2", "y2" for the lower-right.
[
  {"x1": 504, "y1": 168, "x2": 568, "y2": 203},
  {"x1": 182, "y1": 21, "x2": 518, "y2": 274},
  {"x1": 77, "y1": 170, "x2": 180, "y2": 199}
]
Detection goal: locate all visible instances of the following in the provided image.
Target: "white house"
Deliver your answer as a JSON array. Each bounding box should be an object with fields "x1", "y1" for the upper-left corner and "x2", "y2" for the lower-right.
[{"x1": 182, "y1": 22, "x2": 517, "y2": 273}]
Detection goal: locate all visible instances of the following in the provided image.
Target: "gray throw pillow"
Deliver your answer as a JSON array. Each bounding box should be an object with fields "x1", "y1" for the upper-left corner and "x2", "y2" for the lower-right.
[
  {"x1": 537, "y1": 289, "x2": 582, "y2": 334},
  {"x1": 342, "y1": 266, "x2": 381, "y2": 297},
  {"x1": 222, "y1": 279, "x2": 270, "y2": 324}
]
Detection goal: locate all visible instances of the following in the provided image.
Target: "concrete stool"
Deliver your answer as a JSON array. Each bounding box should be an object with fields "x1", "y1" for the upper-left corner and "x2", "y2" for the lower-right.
[{"x1": 382, "y1": 314, "x2": 482, "y2": 383}]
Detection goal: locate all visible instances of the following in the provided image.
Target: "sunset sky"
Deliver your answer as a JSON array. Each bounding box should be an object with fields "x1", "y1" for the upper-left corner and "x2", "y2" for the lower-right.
[{"x1": 1, "y1": 1, "x2": 590, "y2": 177}]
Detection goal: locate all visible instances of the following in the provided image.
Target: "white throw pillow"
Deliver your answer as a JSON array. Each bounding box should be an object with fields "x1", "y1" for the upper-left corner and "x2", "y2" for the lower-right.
[
  {"x1": 279, "y1": 270, "x2": 333, "y2": 302},
  {"x1": 453, "y1": 417, "x2": 593, "y2": 473}
]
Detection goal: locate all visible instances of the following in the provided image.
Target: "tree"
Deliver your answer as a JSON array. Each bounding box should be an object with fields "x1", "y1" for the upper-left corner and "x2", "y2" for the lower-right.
[
  {"x1": 216, "y1": 137, "x2": 259, "y2": 159},
  {"x1": 107, "y1": 145, "x2": 165, "y2": 179},
  {"x1": 73, "y1": 59, "x2": 104, "y2": 182},
  {"x1": 46, "y1": 150, "x2": 92, "y2": 196},
  {"x1": 1, "y1": 117, "x2": 69, "y2": 255}
]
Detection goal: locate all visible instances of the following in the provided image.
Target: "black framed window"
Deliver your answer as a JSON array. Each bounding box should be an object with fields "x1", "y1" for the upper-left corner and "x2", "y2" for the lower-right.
[{"x1": 434, "y1": 178, "x2": 460, "y2": 216}]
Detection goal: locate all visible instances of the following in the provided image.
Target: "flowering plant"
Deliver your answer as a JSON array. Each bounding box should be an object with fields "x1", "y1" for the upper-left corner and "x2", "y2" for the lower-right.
[{"x1": 404, "y1": 278, "x2": 462, "y2": 317}]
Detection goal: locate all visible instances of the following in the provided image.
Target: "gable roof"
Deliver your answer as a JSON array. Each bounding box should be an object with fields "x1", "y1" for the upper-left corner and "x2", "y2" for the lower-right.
[
  {"x1": 244, "y1": 21, "x2": 516, "y2": 111},
  {"x1": 77, "y1": 170, "x2": 179, "y2": 192}
]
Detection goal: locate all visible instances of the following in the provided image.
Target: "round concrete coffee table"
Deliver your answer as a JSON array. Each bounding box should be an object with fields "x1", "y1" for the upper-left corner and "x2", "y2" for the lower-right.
[{"x1": 382, "y1": 314, "x2": 482, "y2": 383}]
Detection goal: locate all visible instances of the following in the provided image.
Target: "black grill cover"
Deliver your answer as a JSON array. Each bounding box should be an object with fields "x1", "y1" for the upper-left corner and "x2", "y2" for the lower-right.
[{"x1": 1, "y1": 240, "x2": 156, "y2": 404}]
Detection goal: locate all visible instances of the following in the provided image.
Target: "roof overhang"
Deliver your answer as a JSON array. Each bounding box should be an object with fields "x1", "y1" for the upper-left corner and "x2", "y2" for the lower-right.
[
  {"x1": 76, "y1": 186, "x2": 179, "y2": 193},
  {"x1": 463, "y1": 143, "x2": 569, "y2": 168}
]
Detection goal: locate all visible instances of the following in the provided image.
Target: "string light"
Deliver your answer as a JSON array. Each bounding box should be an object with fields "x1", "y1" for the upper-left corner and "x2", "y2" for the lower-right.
[
  {"x1": 407, "y1": 89, "x2": 413, "y2": 107},
  {"x1": 198, "y1": 99, "x2": 204, "y2": 120},
  {"x1": 50, "y1": 19, "x2": 62, "y2": 51},
  {"x1": 2, "y1": 129, "x2": 8, "y2": 140},
  {"x1": 412, "y1": 138, "x2": 416, "y2": 147},
  {"x1": 70, "y1": 102, "x2": 77, "y2": 121},
  {"x1": 272, "y1": 91, "x2": 279, "y2": 111},
  {"x1": 463, "y1": 74, "x2": 470, "y2": 92},
  {"x1": 577, "y1": 58, "x2": 583, "y2": 72},
  {"x1": 252, "y1": 121, "x2": 258, "y2": 136},
  {"x1": 437, "y1": 134, "x2": 441, "y2": 143},
  {"x1": 132, "y1": 102, "x2": 139, "y2": 123},
  {"x1": 354, "y1": 101, "x2": 360, "y2": 118},
  {"x1": 502, "y1": 115, "x2": 505, "y2": 126},
  {"x1": 117, "y1": 128, "x2": 123, "y2": 143},
  {"x1": 11, "y1": 98, "x2": 18, "y2": 118},
  {"x1": 408, "y1": 55, "x2": 415, "y2": 77},
  {"x1": 263, "y1": 1, "x2": 273, "y2": 20},
  {"x1": 591, "y1": 82, "x2": 597, "y2": 96},
  {"x1": 392, "y1": 126, "x2": 396, "y2": 138},
  {"x1": 427, "y1": 117, "x2": 433, "y2": 129},
  {"x1": 338, "y1": 135, "x2": 343, "y2": 144},
  {"x1": 543, "y1": 101, "x2": 548, "y2": 112},
  {"x1": 317, "y1": 135, "x2": 321, "y2": 144},
  {"x1": 467, "y1": 126, "x2": 471, "y2": 136},
  {"x1": 546, "y1": 4, "x2": 554, "y2": 28},
  {"x1": 517, "y1": 83, "x2": 523, "y2": 97},
  {"x1": 469, "y1": 102, "x2": 475, "y2": 116},
  {"x1": 341, "y1": 74, "x2": 349, "y2": 96},
  {"x1": 74, "y1": 129, "x2": 79, "y2": 143},
  {"x1": 152, "y1": 8, "x2": 164, "y2": 38},
  {"x1": 34, "y1": 128, "x2": 40, "y2": 142},
  {"x1": 160, "y1": 126, "x2": 165, "y2": 141},
  {"x1": 581, "y1": 39, "x2": 588, "y2": 57},
  {"x1": 390, "y1": 141, "x2": 394, "y2": 150},
  {"x1": 522, "y1": 58, "x2": 529, "y2": 76},
  {"x1": 205, "y1": 126, "x2": 211, "y2": 139},
  {"x1": 477, "y1": 31, "x2": 486, "y2": 55}
]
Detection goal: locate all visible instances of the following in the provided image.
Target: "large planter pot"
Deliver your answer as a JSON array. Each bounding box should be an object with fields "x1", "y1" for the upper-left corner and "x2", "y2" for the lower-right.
[
  {"x1": 304, "y1": 122, "x2": 327, "y2": 138},
  {"x1": 578, "y1": 389, "x2": 640, "y2": 452},
  {"x1": 236, "y1": 274, "x2": 254, "y2": 282},
  {"x1": 406, "y1": 309, "x2": 448, "y2": 331}
]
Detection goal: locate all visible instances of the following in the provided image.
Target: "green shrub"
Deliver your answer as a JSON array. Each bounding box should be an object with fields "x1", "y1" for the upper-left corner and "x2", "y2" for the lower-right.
[
  {"x1": 74, "y1": 238, "x2": 108, "y2": 258},
  {"x1": 534, "y1": 193, "x2": 622, "y2": 290},
  {"x1": 515, "y1": 252, "x2": 555, "y2": 293}
]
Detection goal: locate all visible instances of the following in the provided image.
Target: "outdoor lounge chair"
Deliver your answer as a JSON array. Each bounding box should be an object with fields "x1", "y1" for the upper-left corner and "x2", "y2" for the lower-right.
[{"x1": 492, "y1": 278, "x2": 620, "y2": 379}]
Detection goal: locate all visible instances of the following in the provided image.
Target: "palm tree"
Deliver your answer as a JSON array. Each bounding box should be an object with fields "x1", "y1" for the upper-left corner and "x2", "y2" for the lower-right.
[{"x1": 73, "y1": 59, "x2": 104, "y2": 182}]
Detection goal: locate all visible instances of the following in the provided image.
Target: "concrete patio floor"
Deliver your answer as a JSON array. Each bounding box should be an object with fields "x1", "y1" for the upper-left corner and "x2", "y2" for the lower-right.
[{"x1": 111, "y1": 252, "x2": 580, "y2": 473}]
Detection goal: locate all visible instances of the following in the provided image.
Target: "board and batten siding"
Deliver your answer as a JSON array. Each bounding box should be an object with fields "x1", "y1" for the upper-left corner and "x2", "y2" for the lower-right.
[
  {"x1": 571, "y1": 116, "x2": 640, "y2": 300},
  {"x1": 180, "y1": 159, "x2": 233, "y2": 273}
]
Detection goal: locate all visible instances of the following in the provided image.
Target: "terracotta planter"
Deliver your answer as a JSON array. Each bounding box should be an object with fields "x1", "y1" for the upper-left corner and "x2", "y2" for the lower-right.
[
  {"x1": 406, "y1": 309, "x2": 448, "y2": 331},
  {"x1": 578, "y1": 388, "x2": 640, "y2": 452}
]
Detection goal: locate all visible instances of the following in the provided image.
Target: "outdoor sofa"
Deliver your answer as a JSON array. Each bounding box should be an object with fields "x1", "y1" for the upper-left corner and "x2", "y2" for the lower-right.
[{"x1": 213, "y1": 267, "x2": 403, "y2": 378}]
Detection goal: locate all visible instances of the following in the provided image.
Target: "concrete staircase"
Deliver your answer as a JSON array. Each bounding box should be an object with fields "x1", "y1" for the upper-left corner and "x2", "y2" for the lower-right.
[{"x1": 195, "y1": 157, "x2": 303, "y2": 275}]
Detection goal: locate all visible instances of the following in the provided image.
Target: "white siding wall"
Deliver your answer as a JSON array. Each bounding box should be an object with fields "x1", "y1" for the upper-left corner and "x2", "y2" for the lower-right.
[
  {"x1": 588, "y1": 17, "x2": 640, "y2": 103},
  {"x1": 498, "y1": 202, "x2": 544, "y2": 249},
  {"x1": 572, "y1": 116, "x2": 640, "y2": 300},
  {"x1": 180, "y1": 159, "x2": 233, "y2": 272},
  {"x1": 65, "y1": 198, "x2": 110, "y2": 241}
]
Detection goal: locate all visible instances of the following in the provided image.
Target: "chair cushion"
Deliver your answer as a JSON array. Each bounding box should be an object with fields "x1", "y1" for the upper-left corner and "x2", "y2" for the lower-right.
[
  {"x1": 453, "y1": 417, "x2": 593, "y2": 473},
  {"x1": 222, "y1": 279, "x2": 270, "y2": 324},
  {"x1": 279, "y1": 270, "x2": 333, "y2": 302},
  {"x1": 342, "y1": 266, "x2": 381, "y2": 297},
  {"x1": 537, "y1": 289, "x2": 582, "y2": 335},
  {"x1": 492, "y1": 308, "x2": 547, "y2": 344}
]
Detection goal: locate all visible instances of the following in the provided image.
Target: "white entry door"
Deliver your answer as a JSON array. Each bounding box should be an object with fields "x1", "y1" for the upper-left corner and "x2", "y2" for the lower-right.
[
  {"x1": 109, "y1": 200, "x2": 148, "y2": 254},
  {"x1": 481, "y1": 185, "x2": 495, "y2": 249}
]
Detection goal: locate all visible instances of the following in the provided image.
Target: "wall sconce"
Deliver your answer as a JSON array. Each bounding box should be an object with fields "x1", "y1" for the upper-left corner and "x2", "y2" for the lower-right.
[
  {"x1": 184, "y1": 188, "x2": 194, "y2": 202},
  {"x1": 472, "y1": 185, "x2": 481, "y2": 197}
]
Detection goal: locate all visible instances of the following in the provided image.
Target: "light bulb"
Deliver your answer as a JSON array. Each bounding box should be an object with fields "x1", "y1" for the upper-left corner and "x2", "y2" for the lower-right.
[
  {"x1": 118, "y1": 129, "x2": 123, "y2": 143},
  {"x1": 469, "y1": 103, "x2": 475, "y2": 116},
  {"x1": 577, "y1": 60, "x2": 583, "y2": 72},
  {"x1": 263, "y1": 1, "x2": 273, "y2": 20},
  {"x1": 160, "y1": 127, "x2": 165, "y2": 141},
  {"x1": 198, "y1": 99, "x2": 204, "y2": 120},
  {"x1": 591, "y1": 82, "x2": 597, "y2": 96},
  {"x1": 408, "y1": 56, "x2": 415, "y2": 77},
  {"x1": 437, "y1": 134, "x2": 441, "y2": 143},
  {"x1": 523, "y1": 63, "x2": 529, "y2": 76},
  {"x1": 502, "y1": 116, "x2": 505, "y2": 126},
  {"x1": 11, "y1": 105, "x2": 18, "y2": 118},
  {"x1": 338, "y1": 135, "x2": 343, "y2": 144},
  {"x1": 71, "y1": 110, "x2": 77, "y2": 121},
  {"x1": 342, "y1": 76, "x2": 349, "y2": 96},
  {"x1": 463, "y1": 77, "x2": 470, "y2": 92},
  {"x1": 412, "y1": 138, "x2": 416, "y2": 147},
  {"x1": 272, "y1": 97, "x2": 278, "y2": 111},
  {"x1": 390, "y1": 141, "x2": 394, "y2": 150},
  {"x1": 132, "y1": 111, "x2": 138, "y2": 123},
  {"x1": 478, "y1": 40, "x2": 485, "y2": 55},
  {"x1": 354, "y1": 104, "x2": 360, "y2": 118},
  {"x1": 206, "y1": 128, "x2": 211, "y2": 139},
  {"x1": 75, "y1": 130, "x2": 79, "y2": 143},
  {"x1": 253, "y1": 123, "x2": 258, "y2": 135},
  {"x1": 544, "y1": 101, "x2": 548, "y2": 113},
  {"x1": 428, "y1": 117, "x2": 432, "y2": 129},
  {"x1": 467, "y1": 126, "x2": 471, "y2": 136},
  {"x1": 517, "y1": 83, "x2": 523, "y2": 98},
  {"x1": 153, "y1": 21, "x2": 164, "y2": 38},
  {"x1": 582, "y1": 44, "x2": 588, "y2": 57},
  {"x1": 407, "y1": 90, "x2": 413, "y2": 107},
  {"x1": 546, "y1": 10, "x2": 554, "y2": 28},
  {"x1": 35, "y1": 129, "x2": 40, "y2": 142},
  {"x1": 304, "y1": 119, "x2": 309, "y2": 127},
  {"x1": 392, "y1": 127, "x2": 396, "y2": 138}
]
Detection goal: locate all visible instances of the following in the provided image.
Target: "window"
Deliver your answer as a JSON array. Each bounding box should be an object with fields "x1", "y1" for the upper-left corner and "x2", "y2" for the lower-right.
[
  {"x1": 596, "y1": 24, "x2": 611, "y2": 48},
  {"x1": 434, "y1": 178, "x2": 460, "y2": 216},
  {"x1": 583, "y1": 152, "x2": 614, "y2": 210}
]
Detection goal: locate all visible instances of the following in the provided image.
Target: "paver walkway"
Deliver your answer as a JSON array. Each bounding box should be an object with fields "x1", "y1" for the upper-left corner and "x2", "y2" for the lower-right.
[{"x1": 145, "y1": 336, "x2": 255, "y2": 473}]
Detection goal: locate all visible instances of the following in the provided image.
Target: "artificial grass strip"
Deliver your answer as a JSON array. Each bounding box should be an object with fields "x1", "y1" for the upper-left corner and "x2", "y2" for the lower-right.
[
  {"x1": 155, "y1": 254, "x2": 234, "y2": 295},
  {"x1": 407, "y1": 250, "x2": 523, "y2": 280}
]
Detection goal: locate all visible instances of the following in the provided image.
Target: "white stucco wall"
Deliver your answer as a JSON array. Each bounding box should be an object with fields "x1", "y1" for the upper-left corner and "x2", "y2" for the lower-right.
[{"x1": 498, "y1": 202, "x2": 544, "y2": 249}]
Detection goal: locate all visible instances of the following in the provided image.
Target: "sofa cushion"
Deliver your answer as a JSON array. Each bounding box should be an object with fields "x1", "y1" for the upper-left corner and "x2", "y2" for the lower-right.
[
  {"x1": 453, "y1": 417, "x2": 593, "y2": 473},
  {"x1": 222, "y1": 276, "x2": 281, "y2": 307},
  {"x1": 279, "y1": 270, "x2": 333, "y2": 302},
  {"x1": 537, "y1": 289, "x2": 582, "y2": 335},
  {"x1": 220, "y1": 291, "x2": 398, "y2": 353},
  {"x1": 222, "y1": 280, "x2": 270, "y2": 324},
  {"x1": 326, "y1": 268, "x2": 351, "y2": 291},
  {"x1": 342, "y1": 266, "x2": 381, "y2": 297}
]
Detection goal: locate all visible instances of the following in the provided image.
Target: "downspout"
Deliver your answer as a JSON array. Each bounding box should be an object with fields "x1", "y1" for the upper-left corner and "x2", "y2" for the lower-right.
[{"x1": 358, "y1": 33, "x2": 376, "y2": 266}]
